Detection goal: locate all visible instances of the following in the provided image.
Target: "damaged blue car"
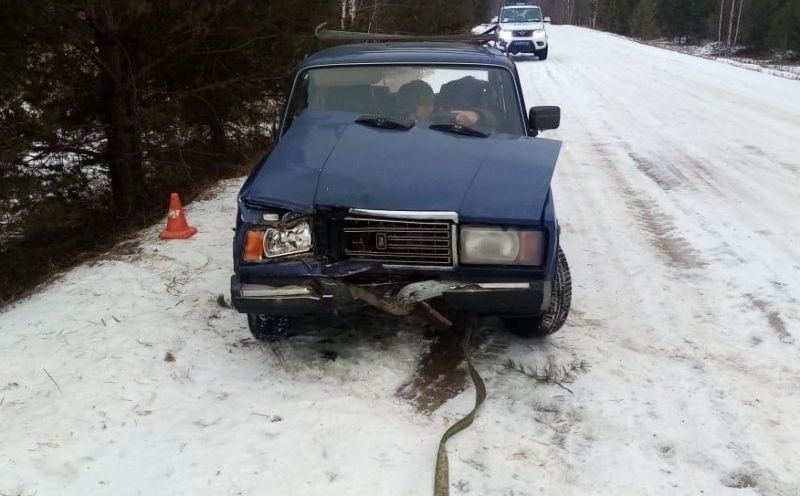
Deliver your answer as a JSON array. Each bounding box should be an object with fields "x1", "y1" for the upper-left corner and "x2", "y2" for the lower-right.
[{"x1": 231, "y1": 33, "x2": 571, "y2": 341}]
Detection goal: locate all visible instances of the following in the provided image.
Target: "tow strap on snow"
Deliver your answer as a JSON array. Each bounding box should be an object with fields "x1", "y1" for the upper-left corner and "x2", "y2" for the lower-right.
[{"x1": 433, "y1": 317, "x2": 486, "y2": 496}]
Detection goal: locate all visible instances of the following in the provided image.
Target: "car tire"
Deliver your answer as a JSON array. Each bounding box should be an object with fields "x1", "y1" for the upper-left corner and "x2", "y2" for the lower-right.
[
  {"x1": 537, "y1": 46, "x2": 549, "y2": 60},
  {"x1": 247, "y1": 313, "x2": 289, "y2": 341},
  {"x1": 502, "y1": 247, "x2": 571, "y2": 338}
]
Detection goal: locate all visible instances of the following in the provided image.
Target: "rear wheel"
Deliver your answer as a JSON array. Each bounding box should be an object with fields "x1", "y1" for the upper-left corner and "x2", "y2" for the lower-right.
[
  {"x1": 502, "y1": 247, "x2": 571, "y2": 338},
  {"x1": 537, "y1": 46, "x2": 549, "y2": 60},
  {"x1": 247, "y1": 314, "x2": 289, "y2": 342}
]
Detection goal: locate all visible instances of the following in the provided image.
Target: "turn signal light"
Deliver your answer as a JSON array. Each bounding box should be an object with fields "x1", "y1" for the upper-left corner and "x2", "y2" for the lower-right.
[
  {"x1": 243, "y1": 230, "x2": 265, "y2": 262},
  {"x1": 518, "y1": 231, "x2": 545, "y2": 266}
]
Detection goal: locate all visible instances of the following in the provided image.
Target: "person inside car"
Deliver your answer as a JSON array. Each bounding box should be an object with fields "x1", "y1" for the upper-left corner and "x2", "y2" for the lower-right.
[
  {"x1": 396, "y1": 80, "x2": 435, "y2": 121},
  {"x1": 396, "y1": 78, "x2": 496, "y2": 129},
  {"x1": 436, "y1": 76, "x2": 497, "y2": 129}
]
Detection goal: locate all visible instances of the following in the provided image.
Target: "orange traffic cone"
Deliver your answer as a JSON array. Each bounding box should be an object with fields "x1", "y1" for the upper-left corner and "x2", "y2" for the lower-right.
[{"x1": 159, "y1": 193, "x2": 197, "y2": 240}]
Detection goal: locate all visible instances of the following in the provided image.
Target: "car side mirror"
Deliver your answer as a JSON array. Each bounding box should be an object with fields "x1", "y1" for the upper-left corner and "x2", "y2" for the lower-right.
[
  {"x1": 529, "y1": 106, "x2": 560, "y2": 136},
  {"x1": 491, "y1": 16, "x2": 499, "y2": 23},
  {"x1": 544, "y1": 17, "x2": 551, "y2": 23}
]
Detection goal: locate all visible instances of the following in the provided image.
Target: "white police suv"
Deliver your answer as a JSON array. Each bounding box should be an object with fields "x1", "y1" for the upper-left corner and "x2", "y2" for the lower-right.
[{"x1": 496, "y1": 2, "x2": 550, "y2": 59}]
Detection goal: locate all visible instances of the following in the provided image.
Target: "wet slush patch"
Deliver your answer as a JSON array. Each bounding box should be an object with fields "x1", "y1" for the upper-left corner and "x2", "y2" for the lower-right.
[
  {"x1": 396, "y1": 325, "x2": 468, "y2": 415},
  {"x1": 723, "y1": 471, "x2": 758, "y2": 489}
]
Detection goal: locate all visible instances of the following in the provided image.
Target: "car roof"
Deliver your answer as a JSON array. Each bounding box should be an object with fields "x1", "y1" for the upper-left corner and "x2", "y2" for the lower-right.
[{"x1": 300, "y1": 43, "x2": 516, "y2": 71}]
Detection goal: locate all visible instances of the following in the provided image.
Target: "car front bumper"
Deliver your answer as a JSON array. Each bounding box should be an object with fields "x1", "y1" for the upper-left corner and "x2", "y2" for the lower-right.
[
  {"x1": 231, "y1": 275, "x2": 551, "y2": 317},
  {"x1": 499, "y1": 38, "x2": 547, "y2": 53}
]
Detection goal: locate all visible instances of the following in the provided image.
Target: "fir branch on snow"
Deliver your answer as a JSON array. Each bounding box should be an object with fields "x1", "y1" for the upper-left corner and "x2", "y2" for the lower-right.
[{"x1": 502, "y1": 358, "x2": 590, "y2": 394}]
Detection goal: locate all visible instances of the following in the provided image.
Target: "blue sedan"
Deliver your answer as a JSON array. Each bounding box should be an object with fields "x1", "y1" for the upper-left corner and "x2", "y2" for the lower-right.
[{"x1": 231, "y1": 41, "x2": 571, "y2": 340}]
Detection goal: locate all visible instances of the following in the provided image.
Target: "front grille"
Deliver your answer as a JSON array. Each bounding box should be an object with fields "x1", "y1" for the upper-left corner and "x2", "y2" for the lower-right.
[
  {"x1": 342, "y1": 216, "x2": 453, "y2": 267},
  {"x1": 513, "y1": 30, "x2": 533, "y2": 37},
  {"x1": 509, "y1": 40, "x2": 534, "y2": 49}
]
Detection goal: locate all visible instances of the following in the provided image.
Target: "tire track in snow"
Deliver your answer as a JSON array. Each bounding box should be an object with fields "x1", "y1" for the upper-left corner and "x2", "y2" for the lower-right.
[
  {"x1": 592, "y1": 141, "x2": 705, "y2": 270},
  {"x1": 527, "y1": 56, "x2": 707, "y2": 272},
  {"x1": 532, "y1": 31, "x2": 800, "y2": 346},
  {"x1": 746, "y1": 295, "x2": 794, "y2": 344},
  {"x1": 540, "y1": 28, "x2": 800, "y2": 346}
]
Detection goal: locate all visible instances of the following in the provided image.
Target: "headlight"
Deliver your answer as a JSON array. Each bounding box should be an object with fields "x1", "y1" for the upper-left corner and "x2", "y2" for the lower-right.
[
  {"x1": 264, "y1": 220, "x2": 312, "y2": 258},
  {"x1": 533, "y1": 29, "x2": 547, "y2": 40},
  {"x1": 460, "y1": 226, "x2": 545, "y2": 266},
  {"x1": 499, "y1": 29, "x2": 513, "y2": 41},
  {"x1": 242, "y1": 220, "x2": 312, "y2": 262}
]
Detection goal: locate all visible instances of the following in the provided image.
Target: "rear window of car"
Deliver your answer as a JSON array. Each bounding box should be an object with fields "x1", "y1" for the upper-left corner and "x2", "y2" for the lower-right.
[{"x1": 284, "y1": 65, "x2": 525, "y2": 136}]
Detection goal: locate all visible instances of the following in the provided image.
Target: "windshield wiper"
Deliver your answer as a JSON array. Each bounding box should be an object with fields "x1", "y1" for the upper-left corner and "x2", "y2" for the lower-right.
[
  {"x1": 429, "y1": 123, "x2": 489, "y2": 138},
  {"x1": 356, "y1": 114, "x2": 414, "y2": 131}
]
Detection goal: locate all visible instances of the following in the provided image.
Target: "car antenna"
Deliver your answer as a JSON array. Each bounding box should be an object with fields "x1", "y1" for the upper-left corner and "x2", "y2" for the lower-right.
[{"x1": 314, "y1": 22, "x2": 498, "y2": 44}]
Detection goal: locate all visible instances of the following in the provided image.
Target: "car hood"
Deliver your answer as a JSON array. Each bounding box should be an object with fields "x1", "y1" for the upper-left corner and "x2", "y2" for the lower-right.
[
  {"x1": 500, "y1": 22, "x2": 545, "y2": 32},
  {"x1": 241, "y1": 111, "x2": 561, "y2": 225}
]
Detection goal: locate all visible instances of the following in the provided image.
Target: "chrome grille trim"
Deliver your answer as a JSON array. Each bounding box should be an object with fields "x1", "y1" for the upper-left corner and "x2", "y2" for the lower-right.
[
  {"x1": 342, "y1": 216, "x2": 455, "y2": 267},
  {"x1": 348, "y1": 209, "x2": 459, "y2": 223}
]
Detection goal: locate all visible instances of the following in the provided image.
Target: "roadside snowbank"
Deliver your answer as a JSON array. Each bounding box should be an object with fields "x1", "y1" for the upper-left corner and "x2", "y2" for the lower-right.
[
  {"x1": 0, "y1": 178, "x2": 596, "y2": 495},
  {"x1": 648, "y1": 39, "x2": 800, "y2": 80},
  {"x1": 0, "y1": 180, "x2": 435, "y2": 495}
]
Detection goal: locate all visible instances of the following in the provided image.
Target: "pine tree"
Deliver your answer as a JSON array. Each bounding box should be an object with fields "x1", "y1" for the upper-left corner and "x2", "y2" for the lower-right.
[
  {"x1": 631, "y1": 0, "x2": 661, "y2": 38},
  {"x1": 1, "y1": 0, "x2": 340, "y2": 224}
]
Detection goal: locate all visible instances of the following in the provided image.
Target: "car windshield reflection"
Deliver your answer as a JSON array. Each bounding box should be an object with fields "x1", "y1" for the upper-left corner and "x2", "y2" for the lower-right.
[{"x1": 285, "y1": 65, "x2": 524, "y2": 136}]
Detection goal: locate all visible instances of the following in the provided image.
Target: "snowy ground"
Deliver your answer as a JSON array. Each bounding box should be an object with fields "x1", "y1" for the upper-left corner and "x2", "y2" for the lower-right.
[{"x1": 2, "y1": 25, "x2": 800, "y2": 496}]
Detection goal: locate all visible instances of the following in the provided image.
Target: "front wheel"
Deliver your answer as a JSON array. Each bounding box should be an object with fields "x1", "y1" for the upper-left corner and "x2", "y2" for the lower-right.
[
  {"x1": 502, "y1": 247, "x2": 571, "y2": 338},
  {"x1": 247, "y1": 314, "x2": 289, "y2": 342},
  {"x1": 536, "y1": 46, "x2": 549, "y2": 60}
]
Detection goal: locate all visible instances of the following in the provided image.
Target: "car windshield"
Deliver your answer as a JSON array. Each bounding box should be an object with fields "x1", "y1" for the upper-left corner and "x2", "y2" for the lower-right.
[
  {"x1": 501, "y1": 7, "x2": 542, "y2": 23},
  {"x1": 285, "y1": 65, "x2": 525, "y2": 136}
]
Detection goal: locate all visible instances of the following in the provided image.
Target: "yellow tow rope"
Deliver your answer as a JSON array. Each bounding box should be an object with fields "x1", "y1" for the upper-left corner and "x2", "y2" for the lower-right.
[{"x1": 433, "y1": 317, "x2": 487, "y2": 496}]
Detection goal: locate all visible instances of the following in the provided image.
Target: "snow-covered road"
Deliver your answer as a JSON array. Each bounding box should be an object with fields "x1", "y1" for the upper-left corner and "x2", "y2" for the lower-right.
[
  {"x1": 2, "y1": 26, "x2": 799, "y2": 496},
  {"x1": 517, "y1": 26, "x2": 800, "y2": 494}
]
